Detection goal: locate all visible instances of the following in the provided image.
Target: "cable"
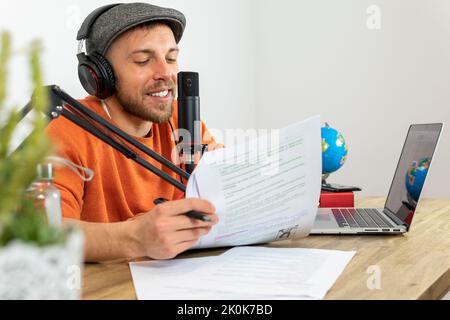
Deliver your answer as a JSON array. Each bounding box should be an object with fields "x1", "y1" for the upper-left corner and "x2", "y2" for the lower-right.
[{"x1": 168, "y1": 120, "x2": 185, "y2": 185}]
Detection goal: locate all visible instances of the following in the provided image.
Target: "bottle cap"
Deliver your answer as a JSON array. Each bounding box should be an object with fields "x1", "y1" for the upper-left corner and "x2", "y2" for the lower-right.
[{"x1": 37, "y1": 163, "x2": 54, "y2": 180}]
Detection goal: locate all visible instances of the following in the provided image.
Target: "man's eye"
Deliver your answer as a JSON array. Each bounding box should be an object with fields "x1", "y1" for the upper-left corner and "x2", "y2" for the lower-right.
[
  {"x1": 167, "y1": 58, "x2": 177, "y2": 63},
  {"x1": 135, "y1": 60, "x2": 149, "y2": 65}
]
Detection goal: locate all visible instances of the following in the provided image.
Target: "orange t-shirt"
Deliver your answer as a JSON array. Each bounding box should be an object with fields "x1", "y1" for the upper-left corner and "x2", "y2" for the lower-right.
[{"x1": 46, "y1": 96, "x2": 217, "y2": 222}]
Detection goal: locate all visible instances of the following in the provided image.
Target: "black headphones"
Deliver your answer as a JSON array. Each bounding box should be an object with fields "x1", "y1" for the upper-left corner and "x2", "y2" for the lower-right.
[{"x1": 76, "y1": 4, "x2": 122, "y2": 99}]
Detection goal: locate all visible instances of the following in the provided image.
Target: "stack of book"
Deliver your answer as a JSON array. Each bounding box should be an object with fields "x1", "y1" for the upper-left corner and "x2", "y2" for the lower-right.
[{"x1": 319, "y1": 191, "x2": 354, "y2": 208}]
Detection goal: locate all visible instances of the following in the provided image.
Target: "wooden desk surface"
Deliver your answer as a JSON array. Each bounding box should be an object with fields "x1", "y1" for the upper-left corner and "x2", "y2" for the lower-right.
[{"x1": 82, "y1": 197, "x2": 450, "y2": 300}]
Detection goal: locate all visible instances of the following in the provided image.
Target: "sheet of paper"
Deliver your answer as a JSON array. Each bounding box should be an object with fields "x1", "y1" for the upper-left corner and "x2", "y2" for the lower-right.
[
  {"x1": 130, "y1": 257, "x2": 216, "y2": 300},
  {"x1": 129, "y1": 257, "x2": 301, "y2": 300},
  {"x1": 186, "y1": 116, "x2": 322, "y2": 249},
  {"x1": 178, "y1": 246, "x2": 356, "y2": 299},
  {"x1": 129, "y1": 246, "x2": 356, "y2": 300}
]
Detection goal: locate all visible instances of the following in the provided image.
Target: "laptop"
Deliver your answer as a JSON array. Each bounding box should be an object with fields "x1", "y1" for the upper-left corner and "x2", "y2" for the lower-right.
[{"x1": 311, "y1": 123, "x2": 443, "y2": 235}]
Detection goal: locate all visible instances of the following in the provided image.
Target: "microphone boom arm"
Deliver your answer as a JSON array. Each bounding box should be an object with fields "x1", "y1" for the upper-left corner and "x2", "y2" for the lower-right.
[{"x1": 25, "y1": 85, "x2": 190, "y2": 192}]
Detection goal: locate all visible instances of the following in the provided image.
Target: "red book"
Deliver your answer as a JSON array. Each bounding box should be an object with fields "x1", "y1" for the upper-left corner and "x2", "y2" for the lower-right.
[{"x1": 319, "y1": 191, "x2": 354, "y2": 208}]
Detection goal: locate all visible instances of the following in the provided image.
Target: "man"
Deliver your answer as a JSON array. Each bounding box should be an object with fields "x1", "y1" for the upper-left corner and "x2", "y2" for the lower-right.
[{"x1": 46, "y1": 3, "x2": 220, "y2": 262}]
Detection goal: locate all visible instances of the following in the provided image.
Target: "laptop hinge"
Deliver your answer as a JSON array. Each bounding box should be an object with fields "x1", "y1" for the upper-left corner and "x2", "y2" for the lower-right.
[{"x1": 383, "y1": 208, "x2": 407, "y2": 227}]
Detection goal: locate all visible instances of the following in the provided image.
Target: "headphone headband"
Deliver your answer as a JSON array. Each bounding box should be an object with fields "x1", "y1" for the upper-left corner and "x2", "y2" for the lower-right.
[
  {"x1": 77, "y1": 3, "x2": 123, "y2": 41},
  {"x1": 77, "y1": 4, "x2": 121, "y2": 99}
]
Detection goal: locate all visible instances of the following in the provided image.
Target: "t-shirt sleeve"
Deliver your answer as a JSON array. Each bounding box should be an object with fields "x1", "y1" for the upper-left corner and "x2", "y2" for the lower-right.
[{"x1": 201, "y1": 121, "x2": 224, "y2": 149}]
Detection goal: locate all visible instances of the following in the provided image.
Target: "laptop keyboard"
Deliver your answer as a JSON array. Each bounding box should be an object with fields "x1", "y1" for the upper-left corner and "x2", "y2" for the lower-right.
[{"x1": 332, "y1": 208, "x2": 395, "y2": 228}]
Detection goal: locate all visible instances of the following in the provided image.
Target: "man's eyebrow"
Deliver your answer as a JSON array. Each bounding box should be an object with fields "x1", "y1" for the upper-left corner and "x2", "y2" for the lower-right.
[{"x1": 128, "y1": 47, "x2": 179, "y2": 57}]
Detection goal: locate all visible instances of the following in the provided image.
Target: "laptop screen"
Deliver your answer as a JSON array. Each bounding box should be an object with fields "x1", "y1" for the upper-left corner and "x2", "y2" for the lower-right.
[{"x1": 384, "y1": 124, "x2": 442, "y2": 229}]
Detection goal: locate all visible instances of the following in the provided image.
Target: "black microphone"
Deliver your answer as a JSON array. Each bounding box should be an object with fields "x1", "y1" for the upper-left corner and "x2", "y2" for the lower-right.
[{"x1": 177, "y1": 72, "x2": 202, "y2": 174}]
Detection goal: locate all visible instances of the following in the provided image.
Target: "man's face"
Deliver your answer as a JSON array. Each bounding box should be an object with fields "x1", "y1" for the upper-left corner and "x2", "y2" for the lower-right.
[{"x1": 106, "y1": 23, "x2": 179, "y2": 123}]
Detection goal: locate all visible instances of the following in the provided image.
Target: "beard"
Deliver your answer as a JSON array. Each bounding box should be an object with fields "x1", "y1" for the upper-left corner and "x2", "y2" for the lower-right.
[{"x1": 115, "y1": 79, "x2": 176, "y2": 123}]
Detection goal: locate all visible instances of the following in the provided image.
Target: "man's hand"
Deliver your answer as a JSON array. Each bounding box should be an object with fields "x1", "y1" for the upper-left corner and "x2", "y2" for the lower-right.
[
  {"x1": 129, "y1": 198, "x2": 218, "y2": 260},
  {"x1": 206, "y1": 142, "x2": 224, "y2": 152}
]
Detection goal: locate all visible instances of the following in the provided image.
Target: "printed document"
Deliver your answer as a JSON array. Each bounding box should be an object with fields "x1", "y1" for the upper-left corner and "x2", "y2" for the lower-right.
[
  {"x1": 129, "y1": 246, "x2": 356, "y2": 300},
  {"x1": 186, "y1": 116, "x2": 322, "y2": 248}
]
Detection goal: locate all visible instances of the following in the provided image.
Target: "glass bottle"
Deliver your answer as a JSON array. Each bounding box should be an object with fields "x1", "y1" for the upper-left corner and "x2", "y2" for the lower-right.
[{"x1": 29, "y1": 163, "x2": 62, "y2": 227}]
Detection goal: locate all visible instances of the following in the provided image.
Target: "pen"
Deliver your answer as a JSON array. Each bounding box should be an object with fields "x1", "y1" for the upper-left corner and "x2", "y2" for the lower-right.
[{"x1": 153, "y1": 198, "x2": 212, "y2": 222}]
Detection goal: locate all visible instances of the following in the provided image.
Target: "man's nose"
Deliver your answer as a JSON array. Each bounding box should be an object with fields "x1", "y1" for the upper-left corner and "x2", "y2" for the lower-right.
[{"x1": 152, "y1": 59, "x2": 172, "y2": 82}]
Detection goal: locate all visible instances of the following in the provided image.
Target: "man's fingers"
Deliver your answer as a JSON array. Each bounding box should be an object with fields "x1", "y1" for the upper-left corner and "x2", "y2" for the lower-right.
[
  {"x1": 206, "y1": 142, "x2": 225, "y2": 152},
  {"x1": 156, "y1": 198, "x2": 216, "y2": 217},
  {"x1": 168, "y1": 215, "x2": 217, "y2": 231},
  {"x1": 175, "y1": 239, "x2": 203, "y2": 254},
  {"x1": 173, "y1": 226, "x2": 212, "y2": 244}
]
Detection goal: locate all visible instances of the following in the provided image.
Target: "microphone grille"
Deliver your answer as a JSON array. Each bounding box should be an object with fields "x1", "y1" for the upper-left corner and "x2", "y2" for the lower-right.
[{"x1": 178, "y1": 72, "x2": 199, "y2": 97}]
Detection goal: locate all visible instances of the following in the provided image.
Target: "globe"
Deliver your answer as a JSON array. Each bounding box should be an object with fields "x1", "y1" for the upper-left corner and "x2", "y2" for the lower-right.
[
  {"x1": 405, "y1": 158, "x2": 430, "y2": 202},
  {"x1": 321, "y1": 124, "x2": 348, "y2": 175}
]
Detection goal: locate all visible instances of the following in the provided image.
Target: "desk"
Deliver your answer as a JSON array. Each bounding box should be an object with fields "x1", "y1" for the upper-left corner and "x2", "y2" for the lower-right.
[{"x1": 82, "y1": 197, "x2": 450, "y2": 300}]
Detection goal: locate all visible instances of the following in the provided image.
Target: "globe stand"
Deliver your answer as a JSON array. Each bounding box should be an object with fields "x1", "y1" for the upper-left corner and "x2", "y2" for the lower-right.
[
  {"x1": 321, "y1": 172, "x2": 361, "y2": 192},
  {"x1": 322, "y1": 173, "x2": 330, "y2": 185}
]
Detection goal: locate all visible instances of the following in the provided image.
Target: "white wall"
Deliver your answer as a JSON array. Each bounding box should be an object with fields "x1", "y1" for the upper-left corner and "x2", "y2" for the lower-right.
[
  {"x1": 1, "y1": 0, "x2": 449, "y2": 198},
  {"x1": 255, "y1": 0, "x2": 450, "y2": 199},
  {"x1": 0, "y1": 0, "x2": 257, "y2": 140}
]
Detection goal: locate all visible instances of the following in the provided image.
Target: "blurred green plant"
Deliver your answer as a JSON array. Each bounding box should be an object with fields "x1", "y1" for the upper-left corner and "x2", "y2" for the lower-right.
[{"x1": 0, "y1": 31, "x2": 65, "y2": 247}]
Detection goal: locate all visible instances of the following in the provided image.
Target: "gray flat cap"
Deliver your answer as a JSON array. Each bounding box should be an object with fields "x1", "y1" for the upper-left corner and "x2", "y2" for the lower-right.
[{"x1": 81, "y1": 2, "x2": 186, "y2": 55}]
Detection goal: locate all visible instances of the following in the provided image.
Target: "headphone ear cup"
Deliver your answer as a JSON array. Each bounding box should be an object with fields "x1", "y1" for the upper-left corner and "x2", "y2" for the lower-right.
[
  {"x1": 77, "y1": 52, "x2": 115, "y2": 99},
  {"x1": 77, "y1": 53, "x2": 101, "y2": 97},
  {"x1": 90, "y1": 52, "x2": 116, "y2": 99}
]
